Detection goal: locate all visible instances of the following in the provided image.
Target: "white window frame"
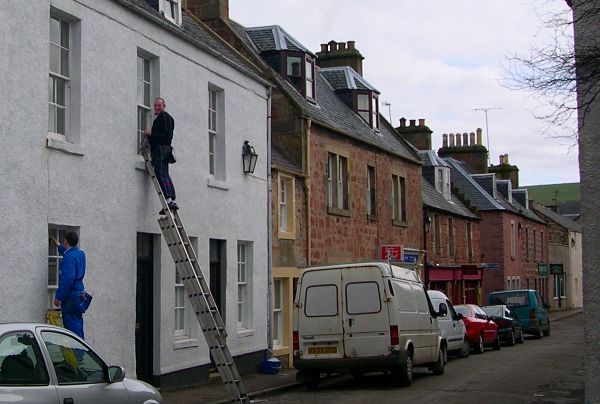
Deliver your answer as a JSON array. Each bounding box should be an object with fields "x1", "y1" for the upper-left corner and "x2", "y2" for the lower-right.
[
  {"x1": 48, "y1": 15, "x2": 71, "y2": 139},
  {"x1": 510, "y1": 221, "x2": 516, "y2": 258},
  {"x1": 208, "y1": 86, "x2": 225, "y2": 179},
  {"x1": 237, "y1": 242, "x2": 253, "y2": 330},
  {"x1": 174, "y1": 271, "x2": 186, "y2": 337},
  {"x1": 278, "y1": 174, "x2": 296, "y2": 238},
  {"x1": 305, "y1": 59, "x2": 315, "y2": 99},
  {"x1": 367, "y1": 165, "x2": 376, "y2": 217},
  {"x1": 47, "y1": 225, "x2": 78, "y2": 310},
  {"x1": 327, "y1": 153, "x2": 348, "y2": 211},
  {"x1": 137, "y1": 54, "x2": 152, "y2": 154},
  {"x1": 273, "y1": 279, "x2": 284, "y2": 347},
  {"x1": 392, "y1": 174, "x2": 407, "y2": 223},
  {"x1": 159, "y1": 0, "x2": 182, "y2": 25}
]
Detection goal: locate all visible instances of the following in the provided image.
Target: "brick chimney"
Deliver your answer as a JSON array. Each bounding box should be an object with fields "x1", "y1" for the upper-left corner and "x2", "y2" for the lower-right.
[
  {"x1": 396, "y1": 118, "x2": 433, "y2": 151},
  {"x1": 488, "y1": 153, "x2": 520, "y2": 188},
  {"x1": 315, "y1": 40, "x2": 364, "y2": 75},
  {"x1": 438, "y1": 128, "x2": 488, "y2": 174},
  {"x1": 184, "y1": 0, "x2": 229, "y2": 20}
]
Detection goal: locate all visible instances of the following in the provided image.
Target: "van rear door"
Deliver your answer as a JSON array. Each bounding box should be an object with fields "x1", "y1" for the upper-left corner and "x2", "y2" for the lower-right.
[
  {"x1": 297, "y1": 269, "x2": 344, "y2": 360},
  {"x1": 341, "y1": 265, "x2": 390, "y2": 358}
]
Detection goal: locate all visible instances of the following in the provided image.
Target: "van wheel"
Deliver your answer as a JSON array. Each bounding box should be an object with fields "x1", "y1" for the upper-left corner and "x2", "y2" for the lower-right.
[
  {"x1": 508, "y1": 330, "x2": 515, "y2": 346},
  {"x1": 493, "y1": 334, "x2": 501, "y2": 350},
  {"x1": 394, "y1": 353, "x2": 413, "y2": 387},
  {"x1": 432, "y1": 346, "x2": 445, "y2": 375},
  {"x1": 305, "y1": 372, "x2": 320, "y2": 389},
  {"x1": 543, "y1": 320, "x2": 551, "y2": 337},
  {"x1": 459, "y1": 336, "x2": 470, "y2": 358},
  {"x1": 474, "y1": 334, "x2": 484, "y2": 354}
]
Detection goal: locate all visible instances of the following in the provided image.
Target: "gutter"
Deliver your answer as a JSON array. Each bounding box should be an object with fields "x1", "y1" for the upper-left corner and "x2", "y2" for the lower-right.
[{"x1": 266, "y1": 86, "x2": 273, "y2": 352}]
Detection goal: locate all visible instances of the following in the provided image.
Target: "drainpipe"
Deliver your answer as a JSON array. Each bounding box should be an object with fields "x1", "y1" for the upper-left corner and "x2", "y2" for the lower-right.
[
  {"x1": 266, "y1": 86, "x2": 273, "y2": 353},
  {"x1": 305, "y1": 118, "x2": 312, "y2": 266}
]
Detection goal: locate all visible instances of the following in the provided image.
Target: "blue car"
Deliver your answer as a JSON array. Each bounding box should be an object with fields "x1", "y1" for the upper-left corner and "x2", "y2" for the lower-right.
[{"x1": 488, "y1": 289, "x2": 550, "y2": 339}]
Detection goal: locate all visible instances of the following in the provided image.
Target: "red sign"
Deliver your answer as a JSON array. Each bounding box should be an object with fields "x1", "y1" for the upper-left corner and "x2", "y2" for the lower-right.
[{"x1": 380, "y1": 245, "x2": 403, "y2": 261}]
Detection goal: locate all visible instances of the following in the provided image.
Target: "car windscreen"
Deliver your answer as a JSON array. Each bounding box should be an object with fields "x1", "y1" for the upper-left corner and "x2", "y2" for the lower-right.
[
  {"x1": 490, "y1": 291, "x2": 530, "y2": 307},
  {"x1": 482, "y1": 306, "x2": 503, "y2": 317}
]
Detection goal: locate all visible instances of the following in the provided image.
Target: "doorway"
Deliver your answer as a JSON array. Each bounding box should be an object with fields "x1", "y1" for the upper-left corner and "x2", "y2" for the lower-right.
[
  {"x1": 209, "y1": 239, "x2": 227, "y2": 321},
  {"x1": 136, "y1": 233, "x2": 154, "y2": 384}
]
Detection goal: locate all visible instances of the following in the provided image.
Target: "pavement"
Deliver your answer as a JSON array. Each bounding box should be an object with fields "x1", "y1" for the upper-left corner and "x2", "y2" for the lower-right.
[{"x1": 161, "y1": 307, "x2": 583, "y2": 404}]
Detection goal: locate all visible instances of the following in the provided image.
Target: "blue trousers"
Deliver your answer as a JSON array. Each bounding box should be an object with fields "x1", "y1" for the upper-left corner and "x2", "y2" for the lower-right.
[
  {"x1": 62, "y1": 310, "x2": 84, "y2": 340},
  {"x1": 152, "y1": 158, "x2": 176, "y2": 200}
]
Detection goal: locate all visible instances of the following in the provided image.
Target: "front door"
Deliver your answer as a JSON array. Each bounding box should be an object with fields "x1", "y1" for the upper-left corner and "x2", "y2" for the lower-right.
[
  {"x1": 209, "y1": 239, "x2": 226, "y2": 320},
  {"x1": 342, "y1": 266, "x2": 389, "y2": 358},
  {"x1": 136, "y1": 233, "x2": 154, "y2": 384}
]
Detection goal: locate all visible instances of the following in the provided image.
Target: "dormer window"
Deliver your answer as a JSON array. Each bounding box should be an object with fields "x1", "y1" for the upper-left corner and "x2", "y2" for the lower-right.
[
  {"x1": 283, "y1": 52, "x2": 315, "y2": 100},
  {"x1": 160, "y1": 0, "x2": 181, "y2": 25},
  {"x1": 435, "y1": 167, "x2": 452, "y2": 201},
  {"x1": 355, "y1": 91, "x2": 379, "y2": 129}
]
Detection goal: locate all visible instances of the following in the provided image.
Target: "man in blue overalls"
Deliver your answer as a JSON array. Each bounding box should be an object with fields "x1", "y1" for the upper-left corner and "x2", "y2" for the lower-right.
[{"x1": 52, "y1": 231, "x2": 86, "y2": 339}]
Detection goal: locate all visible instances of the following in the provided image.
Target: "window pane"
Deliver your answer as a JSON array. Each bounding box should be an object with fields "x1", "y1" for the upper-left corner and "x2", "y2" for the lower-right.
[
  {"x1": 176, "y1": 310, "x2": 184, "y2": 330},
  {"x1": 305, "y1": 61, "x2": 313, "y2": 80},
  {"x1": 143, "y1": 58, "x2": 150, "y2": 81},
  {"x1": 357, "y1": 94, "x2": 369, "y2": 110},
  {"x1": 48, "y1": 104, "x2": 56, "y2": 134},
  {"x1": 61, "y1": 48, "x2": 69, "y2": 76},
  {"x1": 287, "y1": 57, "x2": 301, "y2": 77},
  {"x1": 273, "y1": 313, "x2": 280, "y2": 340},
  {"x1": 48, "y1": 258, "x2": 58, "y2": 286},
  {"x1": 0, "y1": 332, "x2": 49, "y2": 385},
  {"x1": 346, "y1": 282, "x2": 381, "y2": 315},
  {"x1": 137, "y1": 56, "x2": 143, "y2": 80},
  {"x1": 304, "y1": 285, "x2": 338, "y2": 317},
  {"x1": 274, "y1": 280, "x2": 282, "y2": 309},
  {"x1": 56, "y1": 108, "x2": 66, "y2": 135},
  {"x1": 50, "y1": 17, "x2": 60, "y2": 44},
  {"x1": 49, "y1": 44, "x2": 61, "y2": 74},
  {"x1": 60, "y1": 20, "x2": 69, "y2": 48},
  {"x1": 358, "y1": 110, "x2": 370, "y2": 123},
  {"x1": 306, "y1": 82, "x2": 314, "y2": 98},
  {"x1": 56, "y1": 80, "x2": 65, "y2": 106},
  {"x1": 143, "y1": 83, "x2": 150, "y2": 107}
]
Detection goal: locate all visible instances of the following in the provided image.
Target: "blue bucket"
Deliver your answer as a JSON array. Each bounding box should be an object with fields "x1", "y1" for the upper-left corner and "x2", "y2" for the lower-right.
[{"x1": 261, "y1": 358, "x2": 281, "y2": 375}]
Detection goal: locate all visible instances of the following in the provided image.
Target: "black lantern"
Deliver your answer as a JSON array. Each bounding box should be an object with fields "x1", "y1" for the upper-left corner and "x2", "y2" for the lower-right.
[{"x1": 242, "y1": 140, "x2": 258, "y2": 174}]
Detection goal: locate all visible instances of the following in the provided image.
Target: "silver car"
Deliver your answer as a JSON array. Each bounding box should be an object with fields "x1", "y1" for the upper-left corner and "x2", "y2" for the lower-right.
[{"x1": 0, "y1": 323, "x2": 162, "y2": 403}]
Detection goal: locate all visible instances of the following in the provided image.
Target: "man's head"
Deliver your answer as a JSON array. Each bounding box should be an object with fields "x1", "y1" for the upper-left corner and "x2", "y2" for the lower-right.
[
  {"x1": 153, "y1": 97, "x2": 166, "y2": 115},
  {"x1": 64, "y1": 231, "x2": 79, "y2": 248}
]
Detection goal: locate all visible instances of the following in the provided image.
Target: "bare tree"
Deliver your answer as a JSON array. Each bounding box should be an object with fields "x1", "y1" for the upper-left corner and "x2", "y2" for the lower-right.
[{"x1": 505, "y1": 0, "x2": 600, "y2": 137}]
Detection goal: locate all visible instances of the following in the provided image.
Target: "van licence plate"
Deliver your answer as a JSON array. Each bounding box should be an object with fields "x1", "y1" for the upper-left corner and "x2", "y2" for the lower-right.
[{"x1": 308, "y1": 346, "x2": 337, "y2": 354}]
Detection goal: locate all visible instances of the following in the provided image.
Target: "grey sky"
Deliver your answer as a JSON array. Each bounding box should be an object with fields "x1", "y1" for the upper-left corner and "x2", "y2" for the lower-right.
[{"x1": 229, "y1": 0, "x2": 579, "y2": 186}]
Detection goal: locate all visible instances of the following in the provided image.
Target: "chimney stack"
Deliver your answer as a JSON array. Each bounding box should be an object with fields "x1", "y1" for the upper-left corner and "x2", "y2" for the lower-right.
[
  {"x1": 419, "y1": 118, "x2": 426, "y2": 126},
  {"x1": 316, "y1": 40, "x2": 364, "y2": 76},
  {"x1": 396, "y1": 117, "x2": 433, "y2": 151},
  {"x1": 409, "y1": 119, "x2": 416, "y2": 126},
  {"x1": 399, "y1": 117, "x2": 406, "y2": 127},
  {"x1": 489, "y1": 153, "x2": 519, "y2": 188},
  {"x1": 438, "y1": 128, "x2": 489, "y2": 174}
]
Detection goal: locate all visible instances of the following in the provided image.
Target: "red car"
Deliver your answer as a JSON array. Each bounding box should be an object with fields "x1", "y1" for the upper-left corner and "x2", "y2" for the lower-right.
[{"x1": 454, "y1": 304, "x2": 500, "y2": 353}]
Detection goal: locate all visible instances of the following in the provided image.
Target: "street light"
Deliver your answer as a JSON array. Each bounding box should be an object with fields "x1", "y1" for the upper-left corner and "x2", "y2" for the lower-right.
[{"x1": 242, "y1": 140, "x2": 258, "y2": 174}]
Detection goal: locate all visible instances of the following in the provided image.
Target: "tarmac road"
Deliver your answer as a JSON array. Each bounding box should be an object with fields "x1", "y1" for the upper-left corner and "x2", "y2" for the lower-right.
[{"x1": 260, "y1": 313, "x2": 584, "y2": 404}]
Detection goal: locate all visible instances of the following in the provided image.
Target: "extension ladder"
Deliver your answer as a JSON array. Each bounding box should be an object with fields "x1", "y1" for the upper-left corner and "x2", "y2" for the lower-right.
[{"x1": 142, "y1": 145, "x2": 249, "y2": 403}]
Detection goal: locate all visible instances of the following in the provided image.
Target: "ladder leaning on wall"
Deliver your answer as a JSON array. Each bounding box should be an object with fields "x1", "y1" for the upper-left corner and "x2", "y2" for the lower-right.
[{"x1": 141, "y1": 143, "x2": 249, "y2": 403}]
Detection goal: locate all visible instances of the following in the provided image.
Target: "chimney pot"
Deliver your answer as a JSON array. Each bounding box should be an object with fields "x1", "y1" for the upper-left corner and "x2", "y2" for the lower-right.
[
  {"x1": 456, "y1": 133, "x2": 462, "y2": 147},
  {"x1": 449, "y1": 133, "x2": 455, "y2": 146},
  {"x1": 338, "y1": 42, "x2": 346, "y2": 50},
  {"x1": 320, "y1": 43, "x2": 328, "y2": 52},
  {"x1": 476, "y1": 129, "x2": 482, "y2": 145},
  {"x1": 469, "y1": 132, "x2": 475, "y2": 145},
  {"x1": 443, "y1": 133, "x2": 448, "y2": 147},
  {"x1": 463, "y1": 132, "x2": 468, "y2": 146},
  {"x1": 399, "y1": 117, "x2": 406, "y2": 127},
  {"x1": 418, "y1": 118, "x2": 425, "y2": 126},
  {"x1": 409, "y1": 119, "x2": 416, "y2": 126},
  {"x1": 328, "y1": 40, "x2": 337, "y2": 51},
  {"x1": 347, "y1": 40, "x2": 355, "y2": 49}
]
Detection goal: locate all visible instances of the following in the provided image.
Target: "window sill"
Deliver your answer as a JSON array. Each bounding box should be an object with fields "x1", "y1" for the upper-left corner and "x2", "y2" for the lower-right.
[
  {"x1": 392, "y1": 219, "x2": 408, "y2": 227},
  {"x1": 135, "y1": 155, "x2": 147, "y2": 171},
  {"x1": 328, "y1": 206, "x2": 350, "y2": 217},
  {"x1": 173, "y1": 337, "x2": 199, "y2": 350},
  {"x1": 207, "y1": 177, "x2": 230, "y2": 191},
  {"x1": 46, "y1": 134, "x2": 84, "y2": 156},
  {"x1": 278, "y1": 231, "x2": 296, "y2": 240},
  {"x1": 237, "y1": 329, "x2": 254, "y2": 338},
  {"x1": 367, "y1": 214, "x2": 378, "y2": 221}
]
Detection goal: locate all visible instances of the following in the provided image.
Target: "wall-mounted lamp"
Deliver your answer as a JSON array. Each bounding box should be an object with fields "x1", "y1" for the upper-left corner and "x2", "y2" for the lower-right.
[{"x1": 242, "y1": 140, "x2": 258, "y2": 174}]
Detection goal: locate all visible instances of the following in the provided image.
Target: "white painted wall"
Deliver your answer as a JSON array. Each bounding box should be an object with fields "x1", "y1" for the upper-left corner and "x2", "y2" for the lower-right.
[
  {"x1": 0, "y1": 0, "x2": 269, "y2": 378},
  {"x1": 568, "y1": 231, "x2": 583, "y2": 308}
]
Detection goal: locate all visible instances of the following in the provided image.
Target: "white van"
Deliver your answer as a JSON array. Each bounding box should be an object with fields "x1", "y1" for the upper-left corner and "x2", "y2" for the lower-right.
[
  {"x1": 427, "y1": 290, "x2": 470, "y2": 358},
  {"x1": 293, "y1": 262, "x2": 446, "y2": 387}
]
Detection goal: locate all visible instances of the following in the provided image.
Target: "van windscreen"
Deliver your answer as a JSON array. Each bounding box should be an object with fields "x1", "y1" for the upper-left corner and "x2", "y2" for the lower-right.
[
  {"x1": 490, "y1": 291, "x2": 530, "y2": 307},
  {"x1": 304, "y1": 285, "x2": 338, "y2": 317}
]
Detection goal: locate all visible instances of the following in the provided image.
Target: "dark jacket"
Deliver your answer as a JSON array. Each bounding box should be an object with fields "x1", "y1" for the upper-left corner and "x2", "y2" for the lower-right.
[
  {"x1": 149, "y1": 111, "x2": 175, "y2": 161},
  {"x1": 55, "y1": 245, "x2": 86, "y2": 302}
]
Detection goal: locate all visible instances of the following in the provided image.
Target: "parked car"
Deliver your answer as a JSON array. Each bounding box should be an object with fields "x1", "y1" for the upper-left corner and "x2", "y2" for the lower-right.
[
  {"x1": 488, "y1": 289, "x2": 550, "y2": 338},
  {"x1": 427, "y1": 290, "x2": 470, "y2": 359},
  {"x1": 481, "y1": 305, "x2": 524, "y2": 346},
  {"x1": 0, "y1": 323, "x2": 162, "y2": 403},
  {"x1": 453, "y1": 304, "x2": 500, "y2": 353},
  {"x1": 293, "y1": 262, "x2": 446, "y2": 388}
]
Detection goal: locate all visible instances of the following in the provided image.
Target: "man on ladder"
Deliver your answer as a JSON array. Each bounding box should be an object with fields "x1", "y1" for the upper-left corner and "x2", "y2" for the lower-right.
[{"x1": 144, "y1": 97, "x2": 178, "y2": 215}]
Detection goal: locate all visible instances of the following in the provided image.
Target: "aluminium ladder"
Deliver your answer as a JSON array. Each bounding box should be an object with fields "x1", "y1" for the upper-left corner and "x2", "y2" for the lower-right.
[{"x1": 141, "y1": 145, "x2": 249, "y2": 403}]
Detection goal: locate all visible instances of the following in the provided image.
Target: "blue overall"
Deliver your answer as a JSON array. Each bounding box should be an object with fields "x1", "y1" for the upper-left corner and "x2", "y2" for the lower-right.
[{"x1": 55, "y1": 245, "x2": 86, "y2": 340}]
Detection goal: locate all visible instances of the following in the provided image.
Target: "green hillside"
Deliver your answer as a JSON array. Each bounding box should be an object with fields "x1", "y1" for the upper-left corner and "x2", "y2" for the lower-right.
[{"x1": 523, "y1": 183, "x2": 580, "y2": 214}]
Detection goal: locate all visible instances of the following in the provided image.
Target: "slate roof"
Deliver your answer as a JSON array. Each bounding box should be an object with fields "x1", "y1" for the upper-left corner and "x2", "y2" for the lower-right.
[
  {"x1": 245, "y1": 25, "x2": 313, "y2": 55},
  {"x1": 320, "y1": 67, "x2": 380, "y2": 93},
  {"x1": 113, "y1": 0, "x2": 265, "y2": 84},
  {"x1": 421, "y1": 179, "x2": 479, "y2": 220},
  {"x1": 444, "y1": 158, "x2": 505, "y2": 211},
  {"x1": 419, "y1": 150, "x2": 450, "y2": 168},
  {"x1": 271, "y1": 145, "x2": 303, "y2": 174},
  {"x1": 534, "y1": 204, "x2": 582, "y2": 232}
]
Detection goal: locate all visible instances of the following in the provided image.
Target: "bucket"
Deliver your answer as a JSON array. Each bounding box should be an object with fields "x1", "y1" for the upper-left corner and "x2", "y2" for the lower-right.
[{"x1": 261, "y1": 358, "x2": 281, "y2": 375}]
